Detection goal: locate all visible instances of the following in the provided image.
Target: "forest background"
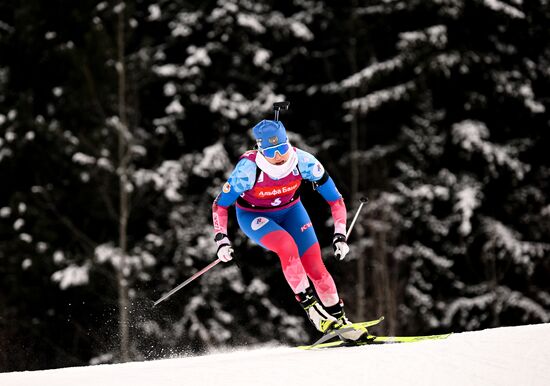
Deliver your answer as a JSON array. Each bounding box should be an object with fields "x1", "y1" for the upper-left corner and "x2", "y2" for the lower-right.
[{"x1": 1, "y1": 0, "x2": 549, "y2": 372}]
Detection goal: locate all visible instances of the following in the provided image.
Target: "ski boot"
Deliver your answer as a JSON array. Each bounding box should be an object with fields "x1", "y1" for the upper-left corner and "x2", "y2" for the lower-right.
[
  {"x1": 296, "y1": 288, "x2": 356, "y2": 338},
  {"x1": 296, "y1": 288, "x2": 338, "y2": 333},
  {"x1": 323, "y1": 300, "x2": 367, "y2": 342}
]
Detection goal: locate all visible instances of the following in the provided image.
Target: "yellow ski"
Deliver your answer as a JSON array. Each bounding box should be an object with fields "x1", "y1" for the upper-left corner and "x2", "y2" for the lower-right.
[{"x1": 299, "y1": 332, "x2": 451, "y2": 350}]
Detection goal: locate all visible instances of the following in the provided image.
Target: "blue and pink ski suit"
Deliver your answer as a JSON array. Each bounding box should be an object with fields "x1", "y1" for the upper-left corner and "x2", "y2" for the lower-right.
[{"x1": 212, "y1": 148, "x2": 347, "y2": 307}]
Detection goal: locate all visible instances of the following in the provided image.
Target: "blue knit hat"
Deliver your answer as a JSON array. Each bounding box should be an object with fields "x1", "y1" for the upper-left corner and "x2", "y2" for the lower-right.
[{"x1": 252, "y1": 120, "x2": 288, "y2": 148}]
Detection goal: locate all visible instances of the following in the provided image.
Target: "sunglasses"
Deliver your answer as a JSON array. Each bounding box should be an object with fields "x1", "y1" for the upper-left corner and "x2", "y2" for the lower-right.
[{"x1": 260, "y1": 142, "x2": 291, "y2": 158}]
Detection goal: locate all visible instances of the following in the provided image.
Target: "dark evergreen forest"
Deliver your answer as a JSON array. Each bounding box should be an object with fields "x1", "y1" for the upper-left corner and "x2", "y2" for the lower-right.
[{"x1": 1, "y1": 0, "x2": 549, "y2": 371}]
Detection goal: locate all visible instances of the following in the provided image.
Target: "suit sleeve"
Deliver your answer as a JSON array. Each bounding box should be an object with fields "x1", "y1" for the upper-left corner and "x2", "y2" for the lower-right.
[{"x1": 212, "y1": 158, "x2": 256, "y2": 235}]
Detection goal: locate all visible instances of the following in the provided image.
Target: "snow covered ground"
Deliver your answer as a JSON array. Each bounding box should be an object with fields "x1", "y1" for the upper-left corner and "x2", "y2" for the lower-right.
[{"x1": 2, "y1": 323, "x2": 549, "y2": 386}]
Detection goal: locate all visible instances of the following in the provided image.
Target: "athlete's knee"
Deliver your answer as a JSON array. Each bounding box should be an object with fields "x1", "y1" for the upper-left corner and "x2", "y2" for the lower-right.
[
  {"x1": 260, "y1": 230, "x2": 300, "y2": 260},
  {"x1": 300, "y1": 243, "x2": 330, "y2": 280}
]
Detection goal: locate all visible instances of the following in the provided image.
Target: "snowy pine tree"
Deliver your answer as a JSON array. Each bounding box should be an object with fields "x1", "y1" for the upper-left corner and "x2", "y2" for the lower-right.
[{"x1": 325, "y1": 0, "x2": 550, "y2": 333}]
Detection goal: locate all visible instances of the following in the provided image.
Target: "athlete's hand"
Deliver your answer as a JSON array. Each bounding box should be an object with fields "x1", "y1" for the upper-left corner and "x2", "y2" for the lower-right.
[
  {"x1": 217, "y1": 244, "x2": 234, "y2": 262},
  {"x1": 215, "y1": 233, "x2": 234, "y2": 262},
  {"x1": 333, "y1": 233, "x2": 350, "y2": 260}
]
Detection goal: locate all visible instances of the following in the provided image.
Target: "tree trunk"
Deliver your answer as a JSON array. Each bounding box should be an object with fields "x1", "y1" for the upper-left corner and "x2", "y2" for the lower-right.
[
  {"x1": 116, "y1": 1, "x2": 131, "y2": 363},
  {"x1": 347, "y1": 23, "x2": 367, "y2": 321},
  {"x1": 371, "y1": 217, "x2": 397, "y2": 335},
  {"x1": 350, "y1": 113, "x2": 367, "y2": 321}
]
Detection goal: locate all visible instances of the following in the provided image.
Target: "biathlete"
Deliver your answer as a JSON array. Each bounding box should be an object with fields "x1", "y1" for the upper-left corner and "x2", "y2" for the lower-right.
[{"x1": 212, "y1": 118, "x2": 354, "y2": 335}]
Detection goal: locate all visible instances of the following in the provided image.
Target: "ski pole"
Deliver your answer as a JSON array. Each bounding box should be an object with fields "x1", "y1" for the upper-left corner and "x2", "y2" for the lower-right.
[
  {"x1": 346, "y1": 196, "x2": 368, "y2": 240},
  {"x1": 153, "y1": 259, "x2": 222, "y2": 307}
]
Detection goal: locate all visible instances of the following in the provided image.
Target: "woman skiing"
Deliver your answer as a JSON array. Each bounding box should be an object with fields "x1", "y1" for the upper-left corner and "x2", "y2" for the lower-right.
[{"x1": 212, "y1": 111, "x2": 353, "y2": 335}]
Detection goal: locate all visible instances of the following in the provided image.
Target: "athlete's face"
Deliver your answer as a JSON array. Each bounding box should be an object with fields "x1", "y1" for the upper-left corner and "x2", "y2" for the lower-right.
[{"x1": 265, "y1": 150, "x2": 290, "y2": 165}]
